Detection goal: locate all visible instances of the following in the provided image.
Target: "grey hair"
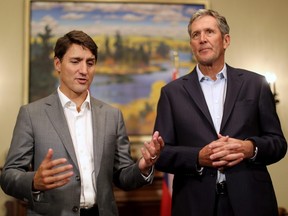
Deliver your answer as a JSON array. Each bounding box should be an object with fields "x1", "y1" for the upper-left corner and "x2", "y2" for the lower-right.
[{"x1": 188, "y1": 9, "x2": 230, "y2": 37}]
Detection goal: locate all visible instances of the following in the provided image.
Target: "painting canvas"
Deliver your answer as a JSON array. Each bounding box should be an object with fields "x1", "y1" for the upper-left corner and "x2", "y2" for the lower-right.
[{"x1": 27, "y1": 0, "x2": 207, "y2": 135}]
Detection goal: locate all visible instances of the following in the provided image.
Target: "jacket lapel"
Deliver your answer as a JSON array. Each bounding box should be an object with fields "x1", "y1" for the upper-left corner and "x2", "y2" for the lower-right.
[
  {"x1": 220, "y1": 65, "x2": 244, "y2": 132},
  {"x1": 90, "y1": 98, "x2": 105, "y2": 178},
  {"x1": 44, "y1": 92, "x2": 79, "y2": 169},
  {"x1": 182, "y1": 66, "x2": 244, "y2": 134},
  {"x1": 182, "y1": 69, "x2": 215, "y2": 130}
]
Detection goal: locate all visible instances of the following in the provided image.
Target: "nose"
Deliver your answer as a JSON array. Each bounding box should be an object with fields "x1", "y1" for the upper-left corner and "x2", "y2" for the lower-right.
[
  {"x1": 200, "y1": 32, "x2": 207, "y2": 43},
  {"x1": 79, "y1": 62, "x2": 88, "y2": 75}
]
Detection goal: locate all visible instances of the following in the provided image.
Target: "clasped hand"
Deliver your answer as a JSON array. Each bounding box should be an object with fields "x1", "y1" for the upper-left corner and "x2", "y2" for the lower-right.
[{"x1": 199, "y1": 134, "x2": 254, "y2": 169}]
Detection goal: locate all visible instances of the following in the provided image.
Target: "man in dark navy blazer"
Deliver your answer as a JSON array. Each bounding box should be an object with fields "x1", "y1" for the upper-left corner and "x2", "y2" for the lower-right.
[{"x1": 154, "y1": 9, "x2": 287, "y2": 216}]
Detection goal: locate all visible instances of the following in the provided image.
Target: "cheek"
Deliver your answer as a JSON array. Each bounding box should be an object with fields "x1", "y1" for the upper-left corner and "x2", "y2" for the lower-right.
[
  {"x1": 89, "y1": 74, "x2": 94, "y2": 83},
  {"x1": 60, "y1": 70, "x2": 73, "y2": 83},
  {"x1": 190, "y1": 42, "x2": 197, "y2": 54},
  {"x1": 88, "y1": 67, "x2": 95, "y2": 77}
]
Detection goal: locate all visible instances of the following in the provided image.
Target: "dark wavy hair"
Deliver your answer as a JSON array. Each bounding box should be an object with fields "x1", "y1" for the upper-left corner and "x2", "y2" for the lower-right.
[{"x1": 54, "y1": 30, "x2": 98, "y2": 62}]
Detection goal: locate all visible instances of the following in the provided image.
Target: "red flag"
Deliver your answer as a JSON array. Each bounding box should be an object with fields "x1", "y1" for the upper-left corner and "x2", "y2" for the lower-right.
[
  {"x1": 160, "y1": 173, "x2": 173, "y2": 216},
  {"x1": 172, "y1": 68, "x2": 179, "y2": 80}
]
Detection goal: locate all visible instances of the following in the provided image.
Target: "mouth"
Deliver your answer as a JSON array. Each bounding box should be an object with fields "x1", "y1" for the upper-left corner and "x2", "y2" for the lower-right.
[
  {"x1": 199, "y1": 47, "x2": 211, "y2": 53},
  {"x1": 76, "y1": 78, "x2": 88, "y2": 84}
]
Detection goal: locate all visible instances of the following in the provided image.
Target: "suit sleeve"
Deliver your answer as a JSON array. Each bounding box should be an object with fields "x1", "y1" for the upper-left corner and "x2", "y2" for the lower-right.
[
  {"x1": 112, "y1": 109, "x2": 150, "y2": 190},
  {"x1": 1, "y1": 106, "x2": 36, "y2": 203},
  {"x1": 248, "y1": 77, "x2": 287, "y2": 165}
]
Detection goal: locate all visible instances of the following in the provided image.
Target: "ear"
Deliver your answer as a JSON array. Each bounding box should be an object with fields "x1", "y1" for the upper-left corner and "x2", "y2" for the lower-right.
[
  {"x1": 54, "y1": 57, "x2": 61, "y2": 73},
  {"x1": 223, "y1": 34, "x2": 230, "y2": 50}
]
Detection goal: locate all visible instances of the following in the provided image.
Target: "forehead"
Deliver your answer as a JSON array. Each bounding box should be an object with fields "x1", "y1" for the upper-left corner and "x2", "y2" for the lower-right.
[
  {"x1": 191, "y1": 15, "x2": 219, "y2": 32},
  {"x1": 64, "y1": 43, "x2": 94, "y2": 58}
]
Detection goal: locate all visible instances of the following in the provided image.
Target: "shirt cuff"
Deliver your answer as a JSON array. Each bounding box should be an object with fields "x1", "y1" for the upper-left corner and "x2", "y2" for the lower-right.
[
  {"x1": 250, "y1": 146, "x2": 258, "y2": 161},
  {"x1": 196, "y1": 164, "x2": 204, "y2": 175},
  {"x1": 32, "y1": 190, "x2": 42, "y2": 202},
  {"x1": 141, "y1": 166, "x2": 154, "y2": 181}
]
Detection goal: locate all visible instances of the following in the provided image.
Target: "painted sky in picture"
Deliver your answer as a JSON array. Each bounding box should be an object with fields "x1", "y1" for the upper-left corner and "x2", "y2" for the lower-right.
[{"x1": 31, "y1": 2, "x2": 203, "y2": 39}]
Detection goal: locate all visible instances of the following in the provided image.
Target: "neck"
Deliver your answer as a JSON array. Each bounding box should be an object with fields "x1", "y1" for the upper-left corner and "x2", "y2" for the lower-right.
[
  {"x1": 59, "y1": 87, "x2": 88, "y2": 111},
  {"x1": 198, "y1": 63, "x2": 225, "y2": 81},
  {"x1": 71, "y1": 93, "x2": 88, "y2": 112}
]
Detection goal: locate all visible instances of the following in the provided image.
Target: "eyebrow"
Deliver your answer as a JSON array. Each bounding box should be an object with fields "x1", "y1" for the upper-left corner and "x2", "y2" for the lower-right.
[{"x1": 70, "y1": 57, "x2": 96, "y2": 61}]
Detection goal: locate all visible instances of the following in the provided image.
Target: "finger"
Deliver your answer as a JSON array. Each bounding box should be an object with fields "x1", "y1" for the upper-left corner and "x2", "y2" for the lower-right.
[
  {"x1": 34, "y1": 163, "x2": 73, "y2": 191},
  {"x1": 41, "y1": 149, "x2": 68, "y2": 170},
  {"x1": 44, "y1": 176, "x2": 72, "y2": 190},
  {"x1": 144, "y1": 141, "x2": 156, "y2": 155},
  {"x1": 212, "y1": 160, "x2": 228, "y2": 168},
  {"x1": 141, "y1": 146, "x2": 150, "y2": 160},
  {"x1": 142, "y1": 144, "x2": 159, "y2": 163},
  {"x1": 43, "y1": 169, "x2": 74, "y2": 185},
  {"x1": 145, "y1": 144, "x2": 159, "y2": 161},
  {"x1": 210, "y1": 150, "x2": 228, "y2": 160},
  {"x1": 151, "y1": 133, "x2": 159, "y2": 146},
  {"x1": 152, "y1": 131, "x2": 164, "y2": 149},
  {"x1": 221, "y1": 153, "x2": 244, "y2": 161},
  {"x1": 41, "y1": 157, "x2": 69, "y2": 172},
  {"x1": 157, "y1": 136, "x2": 165, "y2": 149},
  {"x1": 217, "y1": 134, "x2": 229, "y2": 139},
  {"x1": 49, "y1": 158, "x2": 70, "y2": 168},
  {"x1": 209, "y1": 141, "x2": 226, "y2": 150},
  {"x1": 42, "y1": 148, "x2": 54, "y2": 165},
  {"x1": 152, "y1": 131, "x2": 160, "y2": 140},
  {"x1": 226, "y1": 158, "x2": 244, "y2": 167},
  {"x1": 45, "y1": 163, "x2": 73, "y2": 177},
  {"x1": 217, "y1": 135, "x2": 229, "y2": 142},
  {"x1": 217, "y1": 133, "x2": 224, "y2": 138},
  {"x1": 211, "y1": 142, "x2": 242, "y2": 154},
  {"x1": 151, "y1": 132, "x2": 164, "y2": 151}
]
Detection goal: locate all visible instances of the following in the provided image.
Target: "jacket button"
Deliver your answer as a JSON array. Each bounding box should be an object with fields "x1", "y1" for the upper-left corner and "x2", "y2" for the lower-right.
[
  {"x1": 76, "y1": 175, "x2": 81, "y2": 181},
  {"x1": 72, "y1": 206, "x2": 79, "y2": 212}
]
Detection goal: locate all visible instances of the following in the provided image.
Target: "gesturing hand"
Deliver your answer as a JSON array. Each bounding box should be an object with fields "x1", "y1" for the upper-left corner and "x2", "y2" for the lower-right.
[
  {"x1": 138, "y1": 131, "x2": 164, "y2": 175},
  {"x1": 33, "y1": 148, "x2": 74, "y2": 191}
]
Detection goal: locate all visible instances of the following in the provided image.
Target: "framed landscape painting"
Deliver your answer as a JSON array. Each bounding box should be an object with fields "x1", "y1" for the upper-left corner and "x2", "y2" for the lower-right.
[{"x1": 25, "y1": 0, "x2": 208, "y2": 136}]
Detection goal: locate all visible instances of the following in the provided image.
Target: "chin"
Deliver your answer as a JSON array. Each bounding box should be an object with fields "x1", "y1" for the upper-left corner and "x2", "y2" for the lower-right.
[
  {"x1": 199, "y1": 60, "x2": 213, "y2": 66},
  {"x1": 74, "y1": 87, "x2": 88, "y2": 94}
]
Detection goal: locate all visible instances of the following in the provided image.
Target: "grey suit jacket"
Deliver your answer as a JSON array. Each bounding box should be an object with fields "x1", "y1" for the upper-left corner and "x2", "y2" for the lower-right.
[
  {"x1": 155, "y1": 65, "x2": 287, "y2": 216},
  {"x1": 1, "y1": 92, "x2": 149, "y2": 216}
]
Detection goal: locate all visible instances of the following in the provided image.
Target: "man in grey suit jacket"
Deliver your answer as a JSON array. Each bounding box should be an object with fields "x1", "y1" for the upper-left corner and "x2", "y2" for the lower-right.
[
  {"x1": 154, "y1": 9, "x2": 287, "y2": 216},
  {"x1": 1, "y1": 30, "x2": 164, "y2": 216}
]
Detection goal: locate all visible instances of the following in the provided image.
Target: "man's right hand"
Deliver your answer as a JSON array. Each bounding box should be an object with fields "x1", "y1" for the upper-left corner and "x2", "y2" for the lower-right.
[
  {"x1": 33, "y1": 148, "x2": 74, "y2": 191},
  {"x1": 198, "y1": 135, "x2": 245, "y2": 169},
  {"x1": 198, "y1": 135, "x2": 230, "y2": 168}
]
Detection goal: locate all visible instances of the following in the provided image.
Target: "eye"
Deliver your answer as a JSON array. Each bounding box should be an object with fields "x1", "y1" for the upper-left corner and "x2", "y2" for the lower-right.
[
  {"x1": 71, "y1": 59, "x2": 80, "y2": 64},
  {"x1": 191, "y1": 32, "x2": 200, "y2": 40},
  {"x1": 206, "y1": 29, "x2": 214, "y2": 36},
  {"x1": 87, "y1": 61, "x2": 95, "y2": 67}
]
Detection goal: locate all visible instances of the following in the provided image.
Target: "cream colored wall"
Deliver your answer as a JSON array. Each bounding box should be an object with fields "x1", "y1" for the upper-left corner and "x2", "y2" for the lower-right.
[
  {"x1": 0, "y1": 0, "x2": 25, "y2": 214},
  {"x1": 0, "y1": 0, "x2": 287, "y2": 215}
]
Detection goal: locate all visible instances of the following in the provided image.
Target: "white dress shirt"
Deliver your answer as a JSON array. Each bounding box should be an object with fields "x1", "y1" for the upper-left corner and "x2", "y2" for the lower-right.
[{"x1": 58, "y1": 88, "x2": 96, "y2": 208}]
